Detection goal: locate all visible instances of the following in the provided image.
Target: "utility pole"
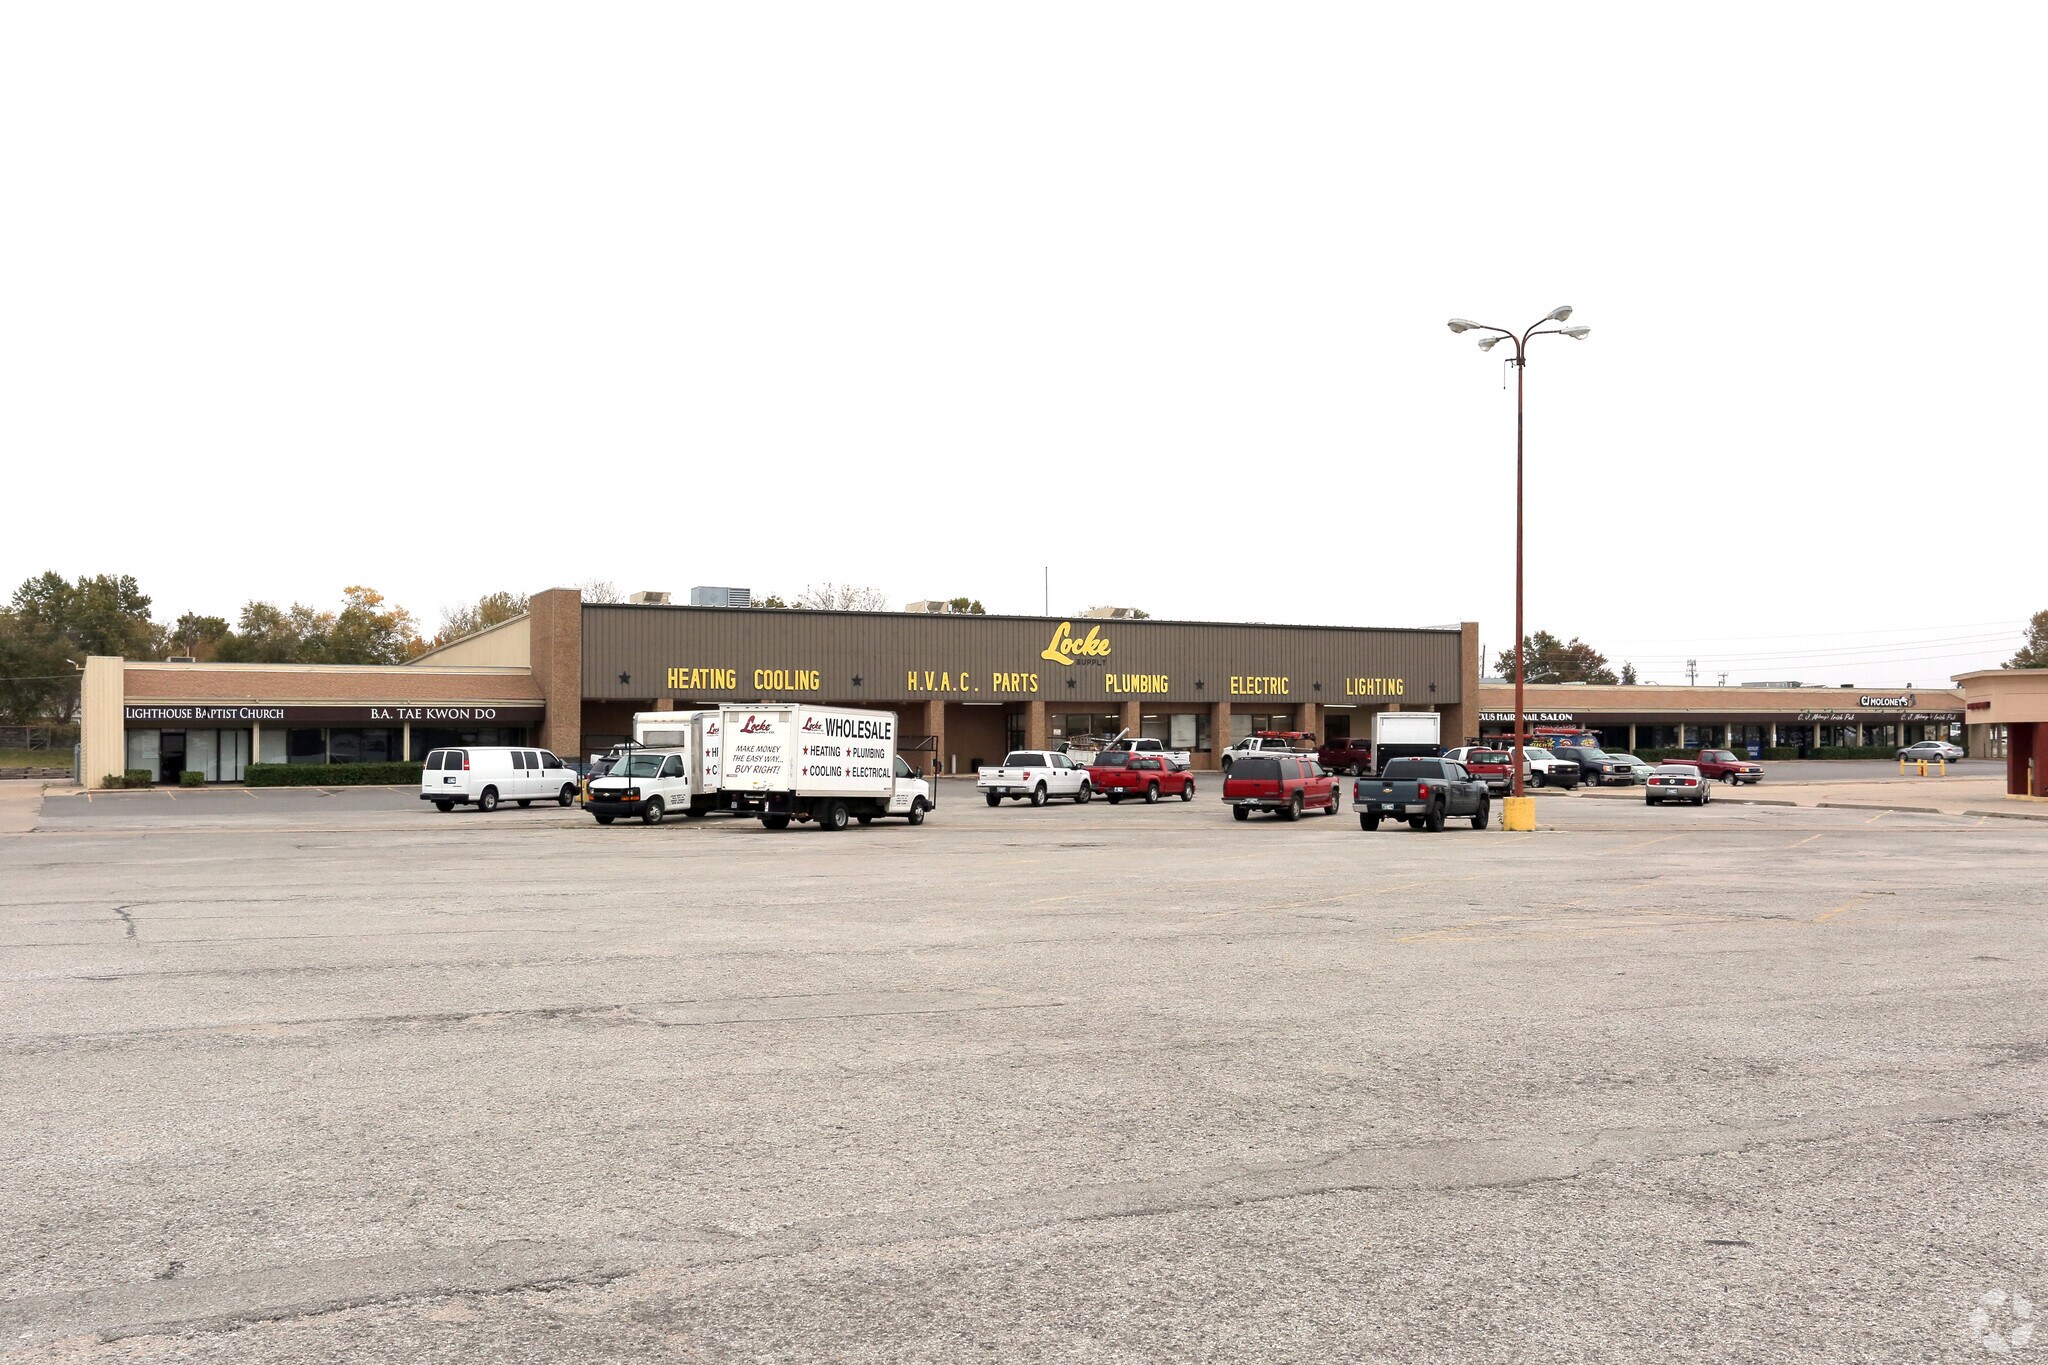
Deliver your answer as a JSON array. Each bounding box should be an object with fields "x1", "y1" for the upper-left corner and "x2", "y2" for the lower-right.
[{"x1": 1686, "y1": 659, "x2": 1699, "y2": 686}]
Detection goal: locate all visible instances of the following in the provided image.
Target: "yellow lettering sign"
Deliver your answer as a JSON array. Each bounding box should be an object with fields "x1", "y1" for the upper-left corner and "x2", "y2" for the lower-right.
[
  {"x1": 1344, "y1": 677, "x2": 1405, "y2": 697},
  {"x1": 666, "y1": 667, "x2": 738, "y2": 690},
  {"x1": 991, "y1": 672, "x2": 1040, "y2": 693},
  {"x1": 1104, "y1": 673, "x2": 1169, "y2": 694},
  {"x1": 753, "y1": 668, "x2": 821, "y2": 692},
  {"x1": 1229, "y1": 675, "x2": 1291, "y2": 696},
  {"x1": 1040, "y1": 621, "x2": 1112, "y2": 666}
]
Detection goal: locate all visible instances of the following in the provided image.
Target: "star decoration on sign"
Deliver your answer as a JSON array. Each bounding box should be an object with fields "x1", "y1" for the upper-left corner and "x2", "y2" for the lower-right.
[
  {"x1": 1194, "y1": 680, "x2": 1204, "y2": 691},
  {"x1": 1067, "y1": 678, "x2": 1077, "y2": 689},
  {"x1": 1312, "y1": 682, "x2": 1322, "y2": 692},
  {"x1": 618, "y1": 673, "x2": 631, "y2": 686},
  {"x1": 851, "y1": 675, "x2": 863, "y2": 687}
]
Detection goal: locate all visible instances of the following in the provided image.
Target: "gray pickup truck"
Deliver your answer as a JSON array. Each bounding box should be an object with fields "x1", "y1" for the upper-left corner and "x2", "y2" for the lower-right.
[{"x1": 1354, "y1": 757, "x2": 1492, "y2": 832}]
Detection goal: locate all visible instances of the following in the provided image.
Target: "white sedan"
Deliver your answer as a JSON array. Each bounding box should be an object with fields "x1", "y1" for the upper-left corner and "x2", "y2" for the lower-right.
[
  {"x1": 979, "y1": 751, "x2": 1093, "y2": 807},
  {"x1": 1896, "y1": 740, "x2": 1965, "y2": 763}
]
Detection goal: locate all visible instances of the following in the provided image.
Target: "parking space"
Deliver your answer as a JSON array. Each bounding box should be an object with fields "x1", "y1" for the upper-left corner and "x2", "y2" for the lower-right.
[{"x1": 2, "y1": 786, "x2": 2043, "y2": 1361}]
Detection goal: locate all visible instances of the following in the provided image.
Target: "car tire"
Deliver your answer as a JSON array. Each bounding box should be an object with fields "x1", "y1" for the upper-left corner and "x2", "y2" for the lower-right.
[
  {"x1": 762, "y1": 813, "x2": 791, "y2": 830},
  {"x1": 821, "y1": 801, "x2": 849, "y2": 832},
  {"x1": 1361, "y1": 813, "x2": 1380, "y2": 831},
  {"x1": 641, "y1": 797, "x2": 664, "y2": 825},
  {"x1": 1326, "y1": 789, "x2": 1340, "y2": 816},
  {"x1": 1076, "y1": 783, "x2": 1092, "y2": 804},
  {"x1": 1180, "y1": 782, "x2": 1194, "y2": 801},
  {"x1": 1408, "y1": 817, "x2": 1426, "y2": 830},
  {"x1": 1529, "y1": 772, "x2": 1545, "y2": 789},
  {"x1": 477, "y1": 786, "x2": 499, "y2": 812},
  {"x1": 1282, "y1": 793, "x2": 1302, "y2": 822},
  {"x1": 1472, "y1": 799, "x2": 1490, "y2": 830},
  {"x1": 1030, "y1": 783, "x2": 1048, "y2": 808},
  {"x1": 1646, "y1": 796, "x2": 1659, "y2": 806},
  {"x1": 985, "y1": 793, "x2": 1001, "y2": 807},
  {"x1": 1145, "y1": 782, "x2": 1160, "y2": 805},
  {"x1": 433, "y1": 800, "x2": 453, "y2": 812},
  {"x1": 1107, "y1": 792, "x2": 1123, "y2": 805},
  {"x1": 594, "y1": 814, "x2": 615, "y2": 824},
  {"x1": 907, "y1": 800, "x2": 927, "y2": 826},
  {"x1": 1232, "y1": 805, "x2": 1250, "y2": 821},
  {"x1": 1220, "y1": 757, "x2": 1233, "y2": 775},
  {"x1": 857, "y1": 814, "x2": 874, "y2": 826},
  {"x1": 558, "y1": 784, "x2": 576, "y2": 807},
  {"x1": 1425, "y1": 804, "x2": 1446, "y2": 834}
]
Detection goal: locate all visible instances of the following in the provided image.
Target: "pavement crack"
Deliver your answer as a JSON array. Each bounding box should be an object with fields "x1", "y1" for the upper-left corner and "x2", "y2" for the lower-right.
[{"x1": 111, "y1": 905, "x2": 137, "y2": 941}]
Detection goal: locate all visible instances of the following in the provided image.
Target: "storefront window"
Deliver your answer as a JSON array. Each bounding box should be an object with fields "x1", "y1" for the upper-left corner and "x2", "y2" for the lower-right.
[
  {"x1": 1142, "y1": 712, "x2": 1211, "y2": 751},
  {"x1": 1051, "y1": 714, "x2": 1116, "y2": 744},
  {"x1": 327, "y1": 728, "x2": 400, "y2": 764},
  {"x1": 287, "y1": 729, "x2": 327, "y2": 764},
  {"x1": 1231, "y1": 713, "x2": 1291, "y2": 742}
]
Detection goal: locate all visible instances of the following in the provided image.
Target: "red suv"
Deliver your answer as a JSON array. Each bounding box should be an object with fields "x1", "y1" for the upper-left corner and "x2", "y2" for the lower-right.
[{"x1": 1222, "y1": 756, "x2": 1341, "y2": 822}]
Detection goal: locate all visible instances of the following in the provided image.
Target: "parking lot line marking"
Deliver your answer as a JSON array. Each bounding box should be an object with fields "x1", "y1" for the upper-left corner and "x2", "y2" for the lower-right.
[
  {"x1": 1789, "y1": 833, "x2": 1824, "y2": 849},
  {"x1": 1609, "y1": 833, "x2": 1683, "y2": 853},
  {"x1": 1864, "y1": 811, "x2": 1888, "y2": 824},
  {"x1": 1813, "y1": 894, "x2": 1872, "y2": 924}
]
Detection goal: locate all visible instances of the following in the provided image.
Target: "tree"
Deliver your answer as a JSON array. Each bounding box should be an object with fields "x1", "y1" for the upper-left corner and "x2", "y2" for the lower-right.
[
  {"x1": 579, "y1": 580, "x2": 621, "y2": 603},
  {"x1": 169, "y1": 613, "x2": 233, "y2": 661},
  {"x1": 2010, "y1": 610, "x2": 2048, "y2": 669},
  {"x1": 1493, "y1": 631, "x2": 1620, "y2": 685},
  {"x1": 753, "y1": 594, "x2": 791, "y2": 610},
  {"x1": 794, "y1": 583, "x2": 889, "y2": 611},
  {"x1": 9, "y1": 572, "x2": 160, "y2": 659},
  {"x1": 1620, "y1": 661, "x2": 1639, "y2": 685},
  {"x1": 435, "y1": 590, "x2": 529, "y2": 645},
  {"x1": 215, "y1": 600, "x2": 333, "y2": 664},
  {"x1": 946, "y1": 597, "x2": 986, "y2": 614},
  {"x1": 324, "y1": 586, "x2": 424, "y2": 664}
]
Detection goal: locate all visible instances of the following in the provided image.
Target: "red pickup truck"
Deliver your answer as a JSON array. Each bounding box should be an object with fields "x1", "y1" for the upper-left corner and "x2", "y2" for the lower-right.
[
  {"x1": 1222, "y1": 755, "x2": 1341, "y2": 821},
  {"x1": 1089, "y1": 752, "x2": 1196, "y2": 804},
  {"x1": 1681, "y1": 749, "x2": 1763, "y2": 785},
  {"x1": 1314, "y1": 737, "x2": 1374, "y2": 775}
]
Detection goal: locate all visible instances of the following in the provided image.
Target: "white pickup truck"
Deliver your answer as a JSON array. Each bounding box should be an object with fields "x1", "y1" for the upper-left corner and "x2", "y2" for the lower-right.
[
  {"x1": 979, "y1": 750, "x2": 1093, "y2": 806},
  {"x1": 1218, "y1": 735, "x2": 1313, "y2": 773},
  {"x1": 1102, "y1": 737, "x2": 1191, "y2": 770}
]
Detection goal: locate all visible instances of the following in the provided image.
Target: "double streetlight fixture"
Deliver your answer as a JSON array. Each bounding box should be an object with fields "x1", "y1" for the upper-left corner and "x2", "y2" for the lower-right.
[{"x1": 1447, "y1": 306, "x2": 1590, "y2": 810}]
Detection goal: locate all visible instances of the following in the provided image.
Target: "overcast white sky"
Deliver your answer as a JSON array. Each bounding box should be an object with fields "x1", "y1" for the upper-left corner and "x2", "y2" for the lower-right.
[{"x1": 5, "y1": 4, "x2": 2041, "y2": 685}]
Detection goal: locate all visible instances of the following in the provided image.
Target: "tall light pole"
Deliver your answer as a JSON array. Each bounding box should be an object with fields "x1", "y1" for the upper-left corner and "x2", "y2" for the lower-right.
[{"x1": 1446, "y1": 307, "x2": 1590, "y2": 816}]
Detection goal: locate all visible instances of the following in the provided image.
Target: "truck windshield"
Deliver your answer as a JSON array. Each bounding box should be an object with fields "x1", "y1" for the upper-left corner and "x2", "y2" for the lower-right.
[
  {"x1": 1380, "y1": 759, "x2": 1443, "y2": 779},
  {"x1": 1578, "y1": 749, "x2": 1610, "y2": 761},
  {"x1": 1704, "y1": 750, "x2": 1737, "y2": 762},
  {"x1": 617, "y1": 755, "x2": 668, "y2": 777}
]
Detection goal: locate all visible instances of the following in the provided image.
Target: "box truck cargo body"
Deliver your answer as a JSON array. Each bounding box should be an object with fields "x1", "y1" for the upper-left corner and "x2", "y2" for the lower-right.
[
  {"x1": 718, "y1": 704, "x2": 933, "y2": 831},
  {"x1": 1371, "y1": 711, "x2": 1444, "y2": 772}
]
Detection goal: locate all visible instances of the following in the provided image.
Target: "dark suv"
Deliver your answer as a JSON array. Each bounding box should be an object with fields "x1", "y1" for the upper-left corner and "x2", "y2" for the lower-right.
[{"x1": 1562, "y1": 746, "x2": 1633, "y2": 786}]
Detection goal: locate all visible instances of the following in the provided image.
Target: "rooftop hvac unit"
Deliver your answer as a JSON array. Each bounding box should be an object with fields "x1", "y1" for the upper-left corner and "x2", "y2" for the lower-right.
[
  {"x1": 688, "y1": 586, "x2": 751, "y2": 608},
  {"x1": 627, "y1": 591, "x2": 671, "y2": 605},
  {"x1": 1084, "y1": 606, "x2": 1142, "y2": 619},
  {"x1": 904, "y1": 600, "x2": 955, "y2": 613},
  {"x1": 166, "y1": 656, "x2": 196, "y2": 664}
]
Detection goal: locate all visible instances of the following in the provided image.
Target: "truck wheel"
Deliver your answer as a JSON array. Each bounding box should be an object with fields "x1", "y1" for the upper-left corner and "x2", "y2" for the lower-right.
[
  {"x1": 1145, "y1": 782, "x2": 1160, "y2": 804},
  {"x1": 1232, "y1": 805, "x2": 1250, "y2": 821},
  {"x1": 477, "y1": 786, "x2": 499, "y2": 812},
  {"x1": 907, "y1": 800, "x2": 927, "y2": 825},
  {"x1": 516, "y1": 799, "x2": 532, "y2": 808},
  {"x1": 433, "y1": 800, "x2": 453, "y2": 812},
  {"x1": 593, "y1": 814, "x2": 615, "y2": 825},
  {"x1": 986, "y1": 793, "x2": 1001, "y2": 808},
  {"x1": 1325, "y1": 789, "x2": 1339, "y2": 816},
  {"x1": 641, "y1": 797, "x2": 664, "y2": 825},
  {"x1": 1529, "y1": 772, "x2": 1544, "y2": 789},
  {"x1": 1030, "y1": 782, "x2": 1047, "y2": 807},
  {"x1": 1408, "y1": 817, "x2": 1426, "y2": 830},
  {"x1": 1282, "y1": 792, "x2": 1302, "y2": 822},
  {"x1": 821, "y1": 801, "x2": 849, "y2": 831},
  {"x1": 1646, "y1": 795, "x2": 1660, "y2": 806},
  {"x1": 1426, "y1": 804, "x2": 1445, "y2": 833},
  {"x1": 558, "y1": 784, "x2": 577, "y2": 806},
  {"x1": 1075, "y1": 783, "x2": 1092, "y2": 804},
  {"x1": 856, "y1": 814, "x2": 874, "y2": 825},
  {"x1": 1179, "y1": 781, "x2": 1194, "y2": 801},
  {"x1": 1361, "y1": 813, "x2": 1380, "y2": 831},
  {"x1": 1107, "y1": 792, "x2": 1123, "y2": 804},
  {"x1": 1471, "y1": 798, "x2": 1490, "y2": 830},
  {"x1": 1220, "y1": 757, "x2": 1233, "y2": 774},
  {"x1": 762, "y1": 813, "x2": 791, "y2": 830}
]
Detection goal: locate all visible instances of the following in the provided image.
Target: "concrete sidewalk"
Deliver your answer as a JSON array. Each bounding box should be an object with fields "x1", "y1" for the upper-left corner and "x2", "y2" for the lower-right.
[
  {"x1": 0, "y1": 780, "x2": 47, "y2": 834},
  {"x1": 1578, "y1": 774, "x2": 2038, "y2": 819}
]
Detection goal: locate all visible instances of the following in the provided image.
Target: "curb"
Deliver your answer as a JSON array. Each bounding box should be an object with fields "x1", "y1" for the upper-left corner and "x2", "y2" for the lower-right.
[
  {"x1": 1815, "y1": 801, "x2": 1946, "y2": 815},
  {"x1": 1717, "y1": 797, "x2": 1800, "y2": 807},
  {"x1": 1964, "y1": 808, "x2": 2048, "y2": 823}
]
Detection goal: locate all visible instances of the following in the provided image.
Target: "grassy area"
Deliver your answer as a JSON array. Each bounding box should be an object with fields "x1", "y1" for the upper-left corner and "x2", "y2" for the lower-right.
[{"x1": 0, "y1": 747, "x2": 72, "y2": 771}]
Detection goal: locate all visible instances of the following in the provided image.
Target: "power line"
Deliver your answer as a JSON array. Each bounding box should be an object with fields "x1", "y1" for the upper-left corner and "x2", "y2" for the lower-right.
[{"x1": 1600, "y1": 619, "x2": 2025, "y2": 647}]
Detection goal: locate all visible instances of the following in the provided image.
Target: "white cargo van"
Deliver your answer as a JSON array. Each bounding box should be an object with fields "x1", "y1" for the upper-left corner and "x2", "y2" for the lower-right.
[
  {"x1": 420, "y1": 746, "x2": 579, "y2": 812},
  {"x1": 719, "y1": 703, "x2": 933, "y2": 831}
]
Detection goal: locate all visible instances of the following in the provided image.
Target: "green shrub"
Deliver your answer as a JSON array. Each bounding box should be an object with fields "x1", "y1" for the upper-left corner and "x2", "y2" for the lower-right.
[
  {"x1": 245, "y1": 761, "x2": 424, "y2": 787},
  {"x1": 178, "y1": 770, "x2": 207, "y2": 787},
  {"x1": 123, "y1": 769, "x2": 153, "y2": 788},
  {"x1": 1812, "y1": 745, "x2": 1895, "y2": 761}
]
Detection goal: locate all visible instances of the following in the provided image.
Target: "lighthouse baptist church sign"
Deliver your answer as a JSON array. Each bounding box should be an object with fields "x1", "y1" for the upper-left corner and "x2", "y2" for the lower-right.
[{"x1": 124, "y1": 704, "x2": 544, "y2": 724}]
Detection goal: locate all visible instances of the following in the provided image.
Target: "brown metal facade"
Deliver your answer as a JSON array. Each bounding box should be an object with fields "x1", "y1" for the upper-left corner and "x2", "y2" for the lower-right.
[{"x1": 580, "y1": 605, "x2": 1463, "y2": 708}]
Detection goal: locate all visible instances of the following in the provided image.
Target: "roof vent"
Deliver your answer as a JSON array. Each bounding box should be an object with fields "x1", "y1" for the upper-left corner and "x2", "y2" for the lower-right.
[{"x1": 627, "y1": 591, "x2": 671, "y2": 605}]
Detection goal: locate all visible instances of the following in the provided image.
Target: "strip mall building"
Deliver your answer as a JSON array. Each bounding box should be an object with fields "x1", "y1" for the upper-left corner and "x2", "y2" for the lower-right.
[{"x1": 74, "y1": 588, "x2": 1997, "y2": 785}]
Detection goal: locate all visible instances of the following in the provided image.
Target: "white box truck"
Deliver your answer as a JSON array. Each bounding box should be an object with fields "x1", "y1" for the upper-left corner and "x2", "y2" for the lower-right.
[
  {"x1": 582, "y1": 711, "x2": 726, "y2": 824},
  {"x1": 1371, "y1": 711, "x2": 1444, "y2": 773},
  {"x1": 718, "y1": 704, "x2": 934, "y2": 831}
]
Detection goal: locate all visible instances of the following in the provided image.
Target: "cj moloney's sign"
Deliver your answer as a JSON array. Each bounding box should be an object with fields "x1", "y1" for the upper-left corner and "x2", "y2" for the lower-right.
[
  {"x1": 1481, "y1": 711, "x2": 1577, "y2": 724},
  {"x1": 125, "y1": 706, "x2": 286, "y2": 722},
  {"x1": 1859, "y1": 694, "x2": 1915, "y2": 709}
]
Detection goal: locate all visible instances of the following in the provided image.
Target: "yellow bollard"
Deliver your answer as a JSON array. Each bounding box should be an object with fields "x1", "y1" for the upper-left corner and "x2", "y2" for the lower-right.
[
  {"x1": 1503, "y1": 795, "x2": 1536, "y2": 831},
  {"x1": 1918, "y1": 760, "x2": 1927, "y2": 776}
]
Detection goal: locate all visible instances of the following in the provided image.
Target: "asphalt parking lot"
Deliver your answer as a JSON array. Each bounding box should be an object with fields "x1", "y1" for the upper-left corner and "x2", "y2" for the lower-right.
[{"x1": 3, "y1": 784, "x2": 2044, "y2": 1362}]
